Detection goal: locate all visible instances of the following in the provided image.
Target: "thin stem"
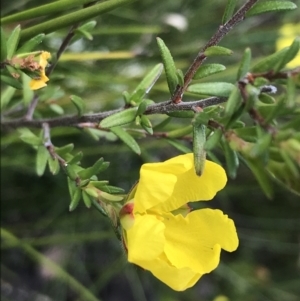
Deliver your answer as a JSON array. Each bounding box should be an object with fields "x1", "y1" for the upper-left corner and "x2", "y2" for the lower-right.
[
  {"x1": 171, "y1": 0, "x2": 260, "y2": 103},
  {"x1": 1, "y1": 97, "x2": 226, "y2": 130}
]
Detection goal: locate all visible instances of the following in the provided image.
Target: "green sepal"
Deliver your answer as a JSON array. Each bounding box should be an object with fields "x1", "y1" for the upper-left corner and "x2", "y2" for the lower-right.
[
  {"x1": 129, "y1": 63, "x2": 163, "y2": 104},
  {"x1": 69, "y1": 187, "x2": 82, "y2": 211},
  {"x1": 100, "y1": 107, "x2": 138, "y2": 128},
  {"x1": 36, "y1": 145, "x2": 50, "y2": 176},
  {"x1": 274, "y1": 38, "x2": 300, "y2": 72},
  {"x1": 99, "y1": 191, "x2": 124, "y2": 202},
  {"x1": 16, "y1": 34, "x2": 45, "y2": 54},
  {"x1": 84, "y1": 187, "x2": 99, "y2": 198},
  {"x1": 166, "y1": 111, "x2": 195, "y2": 118},
  {"x1": 167, "y1": 125, "x2": 192, "y2": 138},
  {"x1": 48, "y1": 157, "x2": 60, "y2": 175},
  {"x1": 247, "y1": 1, "x2": 297, "y2": 17},
  {"x1": 193, "y1": 64, "x2": 226, "y2": 80},
  {"x1": 70, "y1": 95, "x2": 85, "y2": 116},
  {"x1": 6, "y1": 25, "x2": 21, "y2": 59},
  {"x1": 204, "y1": 46, "x2": 233, "y2": 57},
  {"x1": 98, "y1": 185, "x2": 125, "y2": 194},
  {"x1": 110, "y1": 126, "x2": 141, "y2": 155},
  {"x1": 204, "y1": 128, "x2": 223, "y2": 150},
  {"x1": 0, "y1": 27, "x2": 7, "y2": 61},
  {"x1": 82, "y1": 190, "x2": 92, "y2": 208},
  {"x1": 237, "y1": 48, "x2": 251, "y2": 80},
  {"x1": 156, "y1": 37, "x2": 178, "y2": 95},
  {"x1": 79, "y1": 179, "x2": 90, "y2": 188},
  {"x1": 222, "y1": 0, "x2": 238, "y2": 23},
  {"x1": 193, "y1": 123, "x2": 206, "y2": 176},
  {"x1": 188, "y1": 82, "x2": 234, "y2": 97},
  {"x1": 222, "y1": 139, "x2": 239, "y2": 179}
]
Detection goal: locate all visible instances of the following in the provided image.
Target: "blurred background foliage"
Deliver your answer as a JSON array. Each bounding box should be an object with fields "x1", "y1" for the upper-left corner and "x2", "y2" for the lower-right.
[{"x1": 1, "y1": 0, "x2": 300, "y2": 301}]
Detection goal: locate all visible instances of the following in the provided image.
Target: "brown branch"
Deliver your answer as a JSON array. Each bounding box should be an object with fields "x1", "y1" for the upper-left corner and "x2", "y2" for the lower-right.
[
  {"x1": 171, "y1": 0, "x2": 260, "y2": 104},
  {"x1": 1, "y1": 97, "x2": 226, "y2": 131}
]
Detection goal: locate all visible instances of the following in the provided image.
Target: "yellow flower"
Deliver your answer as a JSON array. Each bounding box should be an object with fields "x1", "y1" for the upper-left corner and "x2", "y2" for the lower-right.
[
  {"x1": 276, "y1": 23, "x2": 300, "y2": 68},
  {"x1": 120, "y1": 153, "x2": 238, "y2": 291},
  {"x1": 29, "y1": 51, "x2": 51, "y2": 90}
]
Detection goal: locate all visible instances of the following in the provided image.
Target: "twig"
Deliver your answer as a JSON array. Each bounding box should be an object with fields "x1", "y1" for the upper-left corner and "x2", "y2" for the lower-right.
[
  {"x1": 42, "y1": 123, "x2": 67, "y2": 167},
  {"x1": 171, "y1": 0, "x2": 260, "y2": 103},
  {"x1": 1, "y1": 97, "x2": 226, "y2": 130}
]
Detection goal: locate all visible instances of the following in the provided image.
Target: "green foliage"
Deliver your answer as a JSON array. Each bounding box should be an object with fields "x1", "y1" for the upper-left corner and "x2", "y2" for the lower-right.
[{"x1": 1, "y1": 0, "x2": 300, "y2": 300}]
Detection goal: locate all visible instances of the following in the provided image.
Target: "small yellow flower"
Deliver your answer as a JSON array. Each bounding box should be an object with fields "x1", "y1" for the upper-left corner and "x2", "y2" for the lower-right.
[
  {"x1": 121, "y1": 153, "x2": 238, "y2": 291},
  {"x1": 29, "y1": 51, "x2": 51, "y2": 90},
  {"x1": 276, "y1": 23, "x2": 300, "y2": 68}
]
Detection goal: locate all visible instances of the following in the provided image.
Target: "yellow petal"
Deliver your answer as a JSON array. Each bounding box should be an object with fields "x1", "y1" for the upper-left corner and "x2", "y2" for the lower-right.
[
  {"x1": 126, "y1": 214, "x2": 165, "y2": 262},
  {"x1": 164, "y1": 209, "x2": 238, "y2": 274},
  {"x1": 154, "y1": 158, "x2": 227, "y2": 212},
  {"x1": 136, "y1": 254, "x2": 203, "y2": 291},
  {"x1": 134, "y1": 154, "x2": 226, "y2": 213},
  {"x1": 29, "y1": 79, "x2": 47, "y2": 90},
  {"x1": 40, "y1": 51, "x2": 51, "y2": 69}
]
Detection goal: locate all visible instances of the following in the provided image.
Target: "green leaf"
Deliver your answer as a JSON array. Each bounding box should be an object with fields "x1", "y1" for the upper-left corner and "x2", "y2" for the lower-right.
[
  {"x1": 49, "y1": 104, "x2": 64, "y2": 115},
  {"x1": 222, "y1": 139, "x2": 239, "y2": 179},
  {"x1": 65, "y1": 164, "x2": 79, "y2": 181},
  {"x1": 36, "y1": 146, "x2": 49, "y2": 176},
  {"x1": 176, "y1": 69, "x2": 184, "y2": 86},
  {"x1": 16, "y1": 34, "x2": 45, "y2": 54},
  {"x1": 153, "y1": 117, "x2": 172, "y2": 131},
  {"x1": 274, "y1": 38, "x2": 300, "y2": 72},
  {"x1": 156, "y1": 37, "x2": 178, "y2": 95},
  {"x1": 82, "y1": 190, "x2": 92, "y2": 208},
  {"x1": 247, "y1": 1, "x2": 297, "y2": 16},
  {"x1": 100, "y1": 107, "x2": 138, "y2": 128},
  {"x1": 55, "y1": 144, "x2": 74, "y2": 156},
  {"x1": 74, "y1": 28, "x2": 93, "y2": 40},
  {"x1": 259, "y1": 93, "x2": 275, "y2": 104},
  {"x1": 18, "y1": 128, "x2": 42, "y2": 145},
  {"x1": 245, "y1": 158, "x2": 273, "y2": 199},
  {"x1": 20, "y1": 0, "x2": 136, "y2": 42},
  {"x1": 129, "y1": 63, "x2": 163, "y2": 104},
  {"x1": 1, "y1": 0, "x2": 94, "y2": 25},
  {"x1": 140, "y1": 115, "x2": 153, "y2": 135},
  {"x1": 204, "y1": 128, "x2": 223, "y2": 150},
  {"x1": 22, "y1": 73, "x2": 34, "y2": 105},
  {"x1": 136, "y1": 100, "x2": 148, "y2": 116},
  {"x1": 222, "y1": 0, "x2": 238, "y2": 23},
  {"x1": 165, "y1": 139, "x2": 192, "y2": 153},
  {"x1": 6, "y1": 25, "x2": 21, "y2": 59},
  {"x1": 204, "y1": 46, "x2": 233, "y2": 57},
  {"x1": 67, "y1": 151, "x2": 83, "y2": 165},
  {"x1": 188, "y1": 82, "x2": 234, "y2": 97},
  {"x1": 99, "y1": 185, "x2": 125, "y2": 194},
  {"x1": 69, "y1": 188, "x2": 82, "y2": 211},
  {"x1": 252, "y1": 47, "x2": 289, "y2": 72},
  {"x1": 110, "y1": 126, "x2": 141, "y2": 155},
  {"x1": 78, "y1": 158, "x2": 106, "y2": 179},
  {"x1": 193, "y1": 123, "x2": 206, "y2": 176},
  {"x1": 224, "y1": 86, "x2": 241, "y2": 117},
  {"x1": 0, "y1": 27, "x2": 7, "y2": 61},
  {"x1": 166, "y1": 111, "x2": 195, "y2": 118},
  {"x1": 70, "y1": 95, "x2": 85, "y2": 116},
  {"x1": 90, "y1": 180, "x2": 109, "y2": 189},
  {"x1": 1, "y1": 86, "x2": 16, "y2": 109},
  {"x1": 237, "y1": 48, "x2": 251, "y2": 80},
  {"x1": 193, "y1": 64, "x2": 226, "y2": 80},
  {"x1": 48, "y1": 157, "x2": 60, "y2": 175},
  {"x1": 167, "y1": 125, "x2": 193, "y2": 138},
  {"x1": 1, "y1": 74, "x2": 23, "y2": 89}
]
